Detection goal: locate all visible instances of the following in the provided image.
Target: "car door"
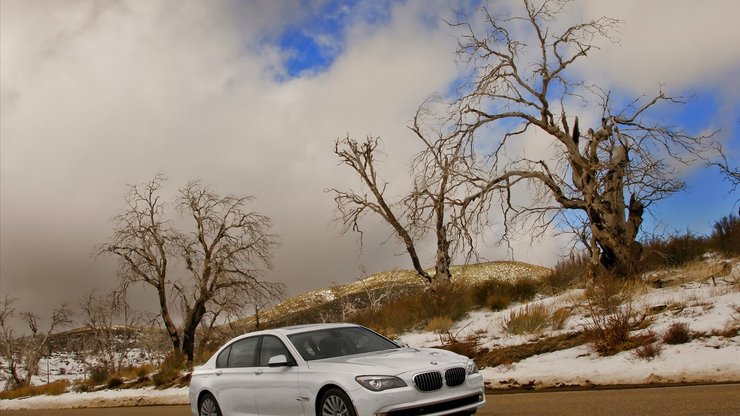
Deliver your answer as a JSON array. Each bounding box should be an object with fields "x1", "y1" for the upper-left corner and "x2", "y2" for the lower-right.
[
  {"x1": 253, "y1": 335, "x2": 305, "y2": 416},
  {"x1": 216, "y1": 336, "x2": 259, "y2": 416}
]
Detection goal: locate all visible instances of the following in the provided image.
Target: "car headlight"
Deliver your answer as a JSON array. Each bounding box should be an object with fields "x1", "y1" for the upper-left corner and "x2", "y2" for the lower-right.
[
  {"x1": 465, "y1": 360, "x2": 479, "y2": 375},
  {"x1": 355, "y1": 375, "x2": 407, "y2": 391}
]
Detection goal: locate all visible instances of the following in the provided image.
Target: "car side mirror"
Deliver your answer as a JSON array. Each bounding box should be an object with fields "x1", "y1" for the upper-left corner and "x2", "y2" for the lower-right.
[{"x1": 268, "y1": 354, "x2": 292, "y2": 367}]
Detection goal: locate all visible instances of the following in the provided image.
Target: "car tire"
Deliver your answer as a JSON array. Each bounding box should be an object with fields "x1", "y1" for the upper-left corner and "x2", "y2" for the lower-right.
[
  {"x1": 199, "y1": 392, "x2": 222, "y2": 416},
  {"x1": 319, "y1": 388, "x2": 357, "y2": 416}
]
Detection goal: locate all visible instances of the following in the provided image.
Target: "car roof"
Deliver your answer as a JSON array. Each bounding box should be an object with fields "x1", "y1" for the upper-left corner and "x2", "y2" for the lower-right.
[
  {"x1": 273, "y1": 322, "x2": 360, "y2": 335},
  {"x1": 229, "y1": 322, "x2": 361, "y2": 341}
]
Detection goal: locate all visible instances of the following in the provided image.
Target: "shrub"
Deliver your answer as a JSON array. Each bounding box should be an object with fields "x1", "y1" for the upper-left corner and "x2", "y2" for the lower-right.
[
  {"x1": 640, "y1": 233, "x2": 708, "y2": 271},
  {"x1": 582, "y1": 275, "x2": 646, "y2": 355},
  {"x1": 438, "y1": 339, "x2": 479, "y2": 358},
  {"x1": 663, "y1": 322, "x2": 691, "y2": 345},
  {"x1": 153, "y1": 351, "x2": 188, "y2": 388},
  {"x1": 544, "y1": 253, "x2": 589, "y2": 294},
  {"x1": 500, "y1": 303, "x2": 571, "y2": 335},
  {"x1": 470, "y1": 278, "x2": 539, "y2": 311},
  {"x1": 550, "y1": 307, "x2": 572, "y2": 331},
  {"x1": 88, "y1": 366, "x2": 110, "y2": 385},
  {"x1": 502, "y1": 303, "x2": 551, "y2": 335},
  {"x1": 485, "y1": 294, "x2": 511, "y2": 311},
  {"x1": 710, "y1": 210, "x2": 740, "y2": 255},
  {"x1": 426, "y1": 316, "x2": 454, "y2": 335},
  {"x1": 633, "y1": 341, "x2": 663, "y2": 360},
  {"x1": 106, "y1": 377, "x2": 124, "y2": 389}
]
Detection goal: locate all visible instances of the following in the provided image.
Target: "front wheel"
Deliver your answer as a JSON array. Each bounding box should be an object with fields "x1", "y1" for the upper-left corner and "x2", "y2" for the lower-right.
[
  {"x1": 319, "y1": 388, "x2": 356, "y2": 416},
  {"x1": 199, "y1": 392, "x2": 222, "y2": 416}
]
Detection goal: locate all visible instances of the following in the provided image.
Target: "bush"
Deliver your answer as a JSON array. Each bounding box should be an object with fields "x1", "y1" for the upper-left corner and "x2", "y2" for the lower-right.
[
  {"x1": 501, "y1": 303, "x2": 571, "y2": 335},
  {"x1": 633, "y1": 339, "x2": 663, "y2": 361},
  {"x1": 582, "y1": 275, "x2": 646, "y2": 355},
  {"x1": 663, "y1": 322, "x2": 691, "y2": 344},
  {"x1": 106, "y1": 377, "x2": 124, "y2": 389},
  {"x1": 153, "y1": 351, "x2": 188, "y2": 388},
  {"x1": 710, "y1": 210, "x2": 740, "y2": 255},
  {"x1": 485, "y1": 294, "x2": 511, "y2": 311},
  {"x1": 470, "y1": 278, "x2": 539, "y2": 311},
  {"x1": 544, "y1": 253, "x2": 589, "y2": 294},
  {"x1": 502, "y1": 303, "x2": 551, "y2": 335},
  {"x1": 88, "y1": 366, "x2": 110, "y2": 385},
  {"x1": 550, "y1": 307, "x2": 572, "y2": 331},
  {"x1": 426, "y1": 316, "x2": 454, "y2": 335},
  {"x1": 640, "y1": 233, "x2": 708, "y2": 271}
]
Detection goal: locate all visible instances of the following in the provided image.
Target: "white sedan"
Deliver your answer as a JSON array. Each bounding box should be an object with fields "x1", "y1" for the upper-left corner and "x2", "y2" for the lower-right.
[{"x1": 189, "y1": 323, "x2": 486, "y2": 416}]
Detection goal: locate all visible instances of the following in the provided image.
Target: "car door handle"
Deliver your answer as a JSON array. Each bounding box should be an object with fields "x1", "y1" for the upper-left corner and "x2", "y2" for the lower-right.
[
  {"x1": 255, "y1": 369, "x2": 264, "y2": 375},
  {"x1": 215, "y1": 370, "x2": 223, "y2": 376}
]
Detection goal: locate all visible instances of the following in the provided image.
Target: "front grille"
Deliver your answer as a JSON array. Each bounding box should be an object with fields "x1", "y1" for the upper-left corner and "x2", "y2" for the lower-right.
[
  {"x1": 413, "y1": 371, "x2": 443, "y2": 392},
  {"x1": 386, "y1": 393, "x2": 484, "y2": 416},
  {"x1": 444, "y1": 367, "x2": 466, "y2": 387}
]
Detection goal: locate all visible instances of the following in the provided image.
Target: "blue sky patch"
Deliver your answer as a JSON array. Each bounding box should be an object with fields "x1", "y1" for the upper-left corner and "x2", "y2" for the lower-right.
[{"x1": 269, "y1": 0, "x2": 395, "y2": 80}]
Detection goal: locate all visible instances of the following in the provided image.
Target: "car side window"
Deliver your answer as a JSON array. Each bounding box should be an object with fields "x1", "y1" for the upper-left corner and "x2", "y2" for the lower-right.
[
  {"x1": 258, "y1": 335, "x2": 293, "y2": 366},
  {"x1": 216, "y1": 345, "x2": 231, "y2": 368},
  {"x1": 228, "y1": 336, "x2": 259, "y2": 368}
]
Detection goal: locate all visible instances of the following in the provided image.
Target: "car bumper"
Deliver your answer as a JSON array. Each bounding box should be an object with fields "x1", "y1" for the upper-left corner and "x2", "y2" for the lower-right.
[{"x1": 350, "y1": 374, "x2": 486, "y2": 416}]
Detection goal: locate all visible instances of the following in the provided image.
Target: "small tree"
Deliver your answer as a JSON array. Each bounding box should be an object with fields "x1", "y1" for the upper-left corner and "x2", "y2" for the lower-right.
[
  {"x1": 79, "y1": 288, "x2": 140, "y2": 374},
  {"x1": 0, "y1": 296, "x2": 72, "y2": 389},
  {"x1": 330, "y1": 100, "x2": 507, "y2": 288},
  {"x1": 100, "y1": 175, "x2": 283, "y2": 363}
]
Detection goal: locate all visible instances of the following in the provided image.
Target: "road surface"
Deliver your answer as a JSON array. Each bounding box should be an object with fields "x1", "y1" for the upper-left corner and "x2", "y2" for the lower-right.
[{"x1": 3, "y1": 384, "x2": 739, "y2": 416}]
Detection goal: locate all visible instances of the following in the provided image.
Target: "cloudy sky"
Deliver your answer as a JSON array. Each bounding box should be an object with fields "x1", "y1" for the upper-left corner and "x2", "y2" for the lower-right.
[{"x1": 1, "y1": 0, "x2": 738, "y2": 325}]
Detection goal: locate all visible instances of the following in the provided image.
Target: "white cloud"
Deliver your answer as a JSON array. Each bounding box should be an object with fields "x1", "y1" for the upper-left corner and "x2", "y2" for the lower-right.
[{"x1": 1, "y1": 0, "x2": 737, "y2": 326}]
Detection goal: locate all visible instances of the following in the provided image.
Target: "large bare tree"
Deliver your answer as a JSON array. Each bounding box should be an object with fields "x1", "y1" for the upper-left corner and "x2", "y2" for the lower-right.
[
  {"x1": 330, "y1": 101, "x2": 508, "y2": 288},
  {"x1": 100, "y1": 175, "x2": 283, "y2": 362},
  {"x1": 450, "y1": 0, "x2": 718, "y2": 277}
]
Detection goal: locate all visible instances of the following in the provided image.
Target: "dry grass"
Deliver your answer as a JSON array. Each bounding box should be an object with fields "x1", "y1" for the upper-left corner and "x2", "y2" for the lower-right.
[
  {"x1": 227, "y1": 261, "x2": 551, "y2": 330},
  {"x1": 476, "y1": 332, "x2": 586, "y2": 367},
  {"x1": 0, "y1": 380, "x2": 70, "y2": 400},
  {"x1": 502, "y1": 303, "x2": 552, "y2": 335},
  {"x1": 502, "y1": 303, "x2": 573, "y2": 335}
]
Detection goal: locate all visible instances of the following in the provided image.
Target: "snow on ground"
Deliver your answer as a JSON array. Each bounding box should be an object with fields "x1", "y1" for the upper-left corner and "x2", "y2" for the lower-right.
[
  {"x1": 0, "y1": 387, "x2": 189, "y2": 410},
  {"x1": 399, "y1": 270, "x2": 740, "y2": 390},
  {"x1": 2, "y1": 263, "x2": 738, "y2": 410}
]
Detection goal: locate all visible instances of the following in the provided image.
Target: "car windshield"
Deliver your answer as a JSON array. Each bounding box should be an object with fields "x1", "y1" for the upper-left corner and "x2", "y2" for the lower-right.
[{"x1": 287, "y1": 326, "x2": 400, "y2": 361}]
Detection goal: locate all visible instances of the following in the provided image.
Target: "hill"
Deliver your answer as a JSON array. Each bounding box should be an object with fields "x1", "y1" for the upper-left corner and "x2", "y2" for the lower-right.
[{"x1": 232, "y1": 261, "x2": 551, "y2": 329}]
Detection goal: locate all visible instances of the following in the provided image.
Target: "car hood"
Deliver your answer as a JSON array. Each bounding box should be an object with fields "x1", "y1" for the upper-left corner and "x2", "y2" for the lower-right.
[{"x1": 305, "y1": 347, "x2": 467, "y2": 375}]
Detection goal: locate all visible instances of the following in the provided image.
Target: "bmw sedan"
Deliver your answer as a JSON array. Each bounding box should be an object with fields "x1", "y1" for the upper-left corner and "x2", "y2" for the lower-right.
[{"x1": 189, "y1": 323, "x2": 486, "y2": 416}]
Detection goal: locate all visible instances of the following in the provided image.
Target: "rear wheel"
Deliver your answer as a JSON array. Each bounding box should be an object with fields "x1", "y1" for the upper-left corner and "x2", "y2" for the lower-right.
[
  {"x1": 319, "y1": 388, "x2": 356, "y2": 416},
  {"x1": 199, "y1": 392, "x2": 222, "y2": 416}
]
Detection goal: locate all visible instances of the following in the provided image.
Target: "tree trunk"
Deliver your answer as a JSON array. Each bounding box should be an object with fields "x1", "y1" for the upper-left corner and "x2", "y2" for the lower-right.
[
  {"x1": 156, "y1": 284, "x2": 181, "y2": 354},
  {"x1": 181, "y1": 301, "x2": 206, "y2": 363}
]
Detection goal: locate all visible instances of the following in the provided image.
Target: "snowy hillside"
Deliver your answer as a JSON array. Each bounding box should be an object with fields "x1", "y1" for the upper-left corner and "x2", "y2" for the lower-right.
[{"x1": 1, "y1": 259, "x2": 738, "y2": 410}]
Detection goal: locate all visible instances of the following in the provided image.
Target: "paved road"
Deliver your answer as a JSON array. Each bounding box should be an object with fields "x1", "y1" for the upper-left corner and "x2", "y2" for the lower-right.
[{"x1": 4, "y1": 384, "x2": 739, "y2": 416}]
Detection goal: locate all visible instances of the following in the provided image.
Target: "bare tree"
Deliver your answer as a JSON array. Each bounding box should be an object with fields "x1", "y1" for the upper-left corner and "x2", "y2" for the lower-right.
[
  {"x1": 100, "y1": 175, "x2": 283, "y2": 362},
  {"x1": 715, "y1": 149, "x2": 739, "y2": 194},
  {"x1": 450, "y1": 0, "x2": 719, "y2": 277},
  {"x1": 330, "y1": 100, "x2": 508, "y2": 288},
  {"x1": 0, "y1": 296, "x2": 22, "y2": 389},
  {"x1": 0, "y1": 296, "x2": 72, "y2": 389},
  {"x1": 79, "y1": 288, "x2": 140, "y2": 374}
]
